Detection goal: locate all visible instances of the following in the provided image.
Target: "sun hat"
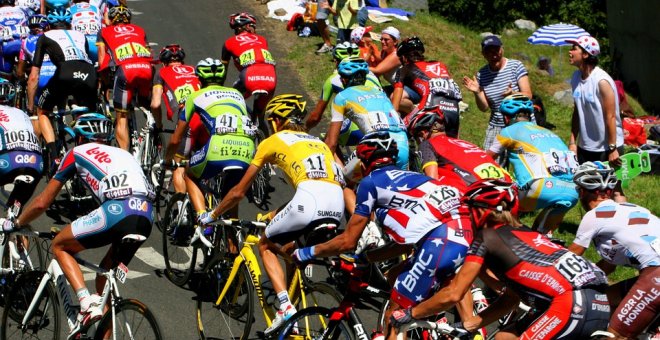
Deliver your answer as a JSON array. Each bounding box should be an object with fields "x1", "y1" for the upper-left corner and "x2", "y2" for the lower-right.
[
  {"x1": 481, "y1": 35, "x2": 502, "y2": 50},
  {"x1": 565, "y1": 35, "x2": 600, "y2": 57},
  {"x1": 350, "y1": 26, "x2": 373, "y2": 44},
  {"x1": 381, "y1": 26, "x2": 400, "y2": 41}
]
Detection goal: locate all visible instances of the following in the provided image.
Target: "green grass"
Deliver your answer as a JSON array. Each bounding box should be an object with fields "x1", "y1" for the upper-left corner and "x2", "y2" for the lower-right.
[{"x1": 286, "y1": 12, "x2": 658, "y2": 283}]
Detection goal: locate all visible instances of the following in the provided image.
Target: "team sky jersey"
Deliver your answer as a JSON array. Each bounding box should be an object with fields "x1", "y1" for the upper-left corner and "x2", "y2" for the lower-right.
[
  {"x1": 490, "y1": 121, "x2": 577, "y2": 186},
  {"x1": 331, "y1": 85, "x2": 405, "y2": 133},
  {"x1": 393, "y1": 60, "x2": 462, "y2": 110},
  {"x1": 319, "y1": 70, "x2": 382, "y2": 102},
  {"x1": 33, "y1": 29, "x2": 91, "y2": 67},
  {"x1": 180, "y1": 85, "x2": 254, "y2": 139},
  {"x1": 0, "y1": 106, "x2": 40, "y2": 153},
  {"x1": 97, "y1": 23, "x2": 150, "y2": 68},
  {"x1": 54, "y1": 143, "x2": 155, "y2": 203},
  {"x1": 153, "y1": 64, "x2": 201, "y2": 120},
  {"x1": 355, "y1": 165, "x2": 471, "y2": 244},
  {"x1": 573, "y1": 200, "x2": 660, "y2": 270},
  {"x1": 466, "y1": 225, "x2": 608, "y2": 303},
  {"x1": 221, "y1": 31, "x2": 276, "y2": 71},
  {"x1": 419, "y1": 135, "x2": 511, "y2": 192},
  {"x1": 251, "y1": 130, "x2": 344, "y2": 188}
]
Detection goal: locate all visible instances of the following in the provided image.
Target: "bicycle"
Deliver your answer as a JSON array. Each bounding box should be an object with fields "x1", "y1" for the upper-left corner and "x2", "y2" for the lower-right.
[
  {"x1": 395, "y1": 320, "x2": 471, "y2": 340},
  {"x1": 249, "y1": 128, "x2": 274, "y2": 211},
  {"x1": 196, "y1": 218, "x2": 343, "y2": 340},
  {"x1": 129, "y1": 106, "x2": 163, "y2": 176},
  {"x1": 0, "y1": 228, "x2": 163, "y2": 340}
]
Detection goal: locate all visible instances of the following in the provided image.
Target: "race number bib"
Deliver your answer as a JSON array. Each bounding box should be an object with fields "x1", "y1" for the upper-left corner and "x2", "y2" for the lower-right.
[
  {"x1": 238, "y1": 48, "x2": 275, "y2": 67},
  {"x1": 73, "y1": 20, "x2": 101, "y2": 35},
  {"x1": 303, "y1": 153, "x2": 328, "y2": 179},
  {"x1": 543, "y1": 149, "x2": 576, "y2": 174},
  {"x1": 215, "y1": 113, "x2": 238, "y2": 135},
  {"x1": 429, "y1": 77, "x2": 450, "y2": 95},
  {"x1": 473, "y1": 163, "x2": 506, "y2": 180},
  {"x1": 367, "y1": 111, "x2": 390, "y2": 131},
  {"x1": 101, "y1": 171, "x2": 133, "y2": 199},
  {"x1": 115, "y1": 42, "x2": 150, "y2": 62},
  {"x1": 174, "y1": 84, "x2": 195, "y2": 104},
  {"x1": 0, "y1": 27, "x2": 12, "y2": 41},
  {"x1": 554, "y1": 252, "x2": 597, "y2": 286},
  {"x1": 332, "y1": 162, "x2": 346, "y2": 187},
  {"x1": 423, "y1": 185, "x2": 461, "y2": 214}
]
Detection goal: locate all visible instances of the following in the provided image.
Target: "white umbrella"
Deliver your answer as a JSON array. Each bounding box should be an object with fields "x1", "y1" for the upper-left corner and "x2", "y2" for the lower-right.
[{"x1": 527, "y1": 23, "x2": 589, "y2": 46}]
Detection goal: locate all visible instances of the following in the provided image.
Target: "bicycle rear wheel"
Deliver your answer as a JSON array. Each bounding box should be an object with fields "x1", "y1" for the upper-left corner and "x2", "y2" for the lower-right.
[
  {"x1": 94, "y1": 298, "x2": 162, "y2": 340},
  {"x1": 278, "y1": 306, "x2": 354, "y2": 340},
  {"x1": 162, "y1": 193, "x2": 197, "y2": 287},
  {"x1": 1, "y1": 271, "x2": 61, "y2": 340},
  {"x1": 0, "y1": 234, "x2": 46, "y2": 304}
]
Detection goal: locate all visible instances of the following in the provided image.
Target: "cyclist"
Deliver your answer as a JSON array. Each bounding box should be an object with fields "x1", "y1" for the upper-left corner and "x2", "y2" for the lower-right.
[
  {"x1": 221, "y1": 12, "x2": 276, "y2": 132},
  {"x1": 70, "y1": 0, "x2": 103, "y2": 64},
  {"x1": 151, "y1": 44, "x2": 202, "y2": 195},
  {"x1": 487, "y1": 94, "x2": 578, "y2": 235},
  {"x1": 568, "y1": 161, "x2": 660, "y2": 340},
  {"x1": 0, "y1": 79, "x2": 42, "y2": 212},
  {"x1": 164, "y1": 58, "x2": 254, "y2": 223},
  {"x1": 0, "y1": 0, "x2": 28, "y2": 80},
  {"x1": 27, "y1": 7, "x2": 97, "y2": 176},
  {"x1": 392, "y1": 36, "x2": 463, "y2": 137},
  {"x1": 293, "y1": 130, "x2": 474, "y2": 340},
  {"x1": 97, "y1": 5, "x2": 152, "y2": 150},
  {"x1": 199, "y1": 94, "x2": 345, "y2": 334},
  {"x1": 15, "y1": 0, "x2": 40, "y2": 16},
  {"x1": 390, "y1": 179, "x2": 610, "y2": 340},
  {"x1": 1, "y1": 114, "x2": 155, "y2": 336},
  {"x1": 39, "y1": 0, "x2": 68, "y2": 14}
]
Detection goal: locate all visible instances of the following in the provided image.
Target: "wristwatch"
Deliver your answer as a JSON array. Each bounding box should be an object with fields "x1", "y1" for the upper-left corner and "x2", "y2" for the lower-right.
[{"x1": 607, "y1": 143, "x2": 617, "y2": 152}]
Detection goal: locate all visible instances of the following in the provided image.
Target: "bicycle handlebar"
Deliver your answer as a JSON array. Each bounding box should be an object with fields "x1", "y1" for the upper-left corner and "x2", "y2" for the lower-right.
[
  {"x1": 9, "y1": 226, "x2": 59, "y2": 240},
  {"x1": 397, "y1": 320, "x2": 469, "y2": 340}
]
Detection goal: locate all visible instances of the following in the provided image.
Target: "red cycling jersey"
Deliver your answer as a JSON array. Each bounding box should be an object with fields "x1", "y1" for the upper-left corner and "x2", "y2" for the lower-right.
[
  {"x1": 98, "y1": 23, "x2": 151, "y2": 69},
  {"x1": 221, "y1": 31, "x2": 276, "y2": 71},
  {"x1": 393, "y1": 61, "x2": 461, "y2": 109},
  {"x1": 153, "y1": 64, "x2": 201, "y2": 120}
]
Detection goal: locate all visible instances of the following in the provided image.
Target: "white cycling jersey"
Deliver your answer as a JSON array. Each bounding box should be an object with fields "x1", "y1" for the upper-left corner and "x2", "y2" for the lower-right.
[
  {"x1": 0, "y1": 105, "x2": 40, "y2": 153},
  {"x1": 573, "y1": 199, "x2": 660, "y2": 270}
]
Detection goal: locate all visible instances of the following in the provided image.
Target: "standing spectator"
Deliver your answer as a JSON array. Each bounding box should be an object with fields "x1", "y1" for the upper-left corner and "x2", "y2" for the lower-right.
[
  {"x1": 350, "y1": 25, "x2": 380, "y2": 67},
  {"x1": 368, "y1": 26, "x2": 400, "y2": 92},
  {"x1": 333, "y1": 0, "x2": 359, "y2": 43},
  {"x1": 315, "y1": 0, "x2": 334, "y2": 54},
  {"x1": 462, "y1": 35, "x2": 532, "y2": 152},
  {"x1": 536, "y1": 56, "x2": 554, "y2": 76}
]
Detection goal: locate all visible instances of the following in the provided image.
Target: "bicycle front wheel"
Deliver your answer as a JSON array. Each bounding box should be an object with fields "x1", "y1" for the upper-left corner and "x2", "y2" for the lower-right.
[
  {"x1": 1, "y1": 271, "x2": 61, "y2": 340},
  {"x1": 196, "y1": 261, "x2": 254, "y2": 340},
  {"x1": 94, "y1": 298, "x2": 162, "y2": 340},
  {"x1": 162, "y1": 193, "x2": 197, "y2": 287},
  {"x1": 278, "y1": 306, "x2": 354, "y2": 340}
]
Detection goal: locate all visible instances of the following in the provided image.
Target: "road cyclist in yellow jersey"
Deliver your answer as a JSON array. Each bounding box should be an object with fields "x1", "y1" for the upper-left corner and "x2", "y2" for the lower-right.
[{"x1": 198, "y1": 93, "x2": 346, "y2": 335}]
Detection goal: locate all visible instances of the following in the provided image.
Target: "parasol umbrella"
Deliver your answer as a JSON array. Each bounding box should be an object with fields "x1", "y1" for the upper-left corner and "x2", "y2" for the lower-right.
[{"x1": 527, "y1": 23, "x2": 589, "y2": 72}]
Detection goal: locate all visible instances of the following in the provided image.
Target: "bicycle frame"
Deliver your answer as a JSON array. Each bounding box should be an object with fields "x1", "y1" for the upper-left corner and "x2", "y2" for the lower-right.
[{"x1": 0, "y1": 233, "x2": 37, "y2": 275}]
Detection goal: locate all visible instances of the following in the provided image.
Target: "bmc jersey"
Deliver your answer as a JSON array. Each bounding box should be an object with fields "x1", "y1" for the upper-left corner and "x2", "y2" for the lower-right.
[
  {"x1": 33, "y1": 29, "x2": 92, "y2": 67},
  {"x1": 393, "y1": 60, "x2": 462, "y2": 110},
  {"x1": 153, "y1": 64, "x2": 201, "y2": 120},
  {"x1": 466, "y1": 225, "x2": 608, "y2": 302},
  {"x1": 98, "y1": 23, "x2": 151, "y2": 68},
  {"x1": 490, "y1": 121, "x2": 577, "y2": 186},
  {"x1": 320, "y1": 70, "x2": 382, "y2": 102},
  {"x1": 419, "y1": 135, "x2": 511, "y2": 192},
  {"x1": 221, "y1": 32, "x2": 276, "y2": 71},
  {"x1": 355, "y1": 166, "x2": 472, "y2": 245},
  {"x1": 251, "y1": 130, "x2": 344, "y2": 188},
  {"x1": 331, "y1": 85, "x2": 405, "y2": 133},
  {"x1": 0, "y1": 106, "x2": 40, "y2": 153},
  {"x1": 573, "y1": 200, "x2": 660, "y2": 270},
  {"x1": 180, "y1": 85, "x2": 254, "y2": 139},
  {"x1": 54, "y1": 143, "x2": 155, "y2": 203}
]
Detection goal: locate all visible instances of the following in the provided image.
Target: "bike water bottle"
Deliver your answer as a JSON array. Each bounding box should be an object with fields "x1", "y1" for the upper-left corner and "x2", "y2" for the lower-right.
[
  {"x1": 471, "y1": 287, "x2": 489, "y2": 313},
  {"x1": 370, "y1": 330, "x2": 384, "y2": 340}
]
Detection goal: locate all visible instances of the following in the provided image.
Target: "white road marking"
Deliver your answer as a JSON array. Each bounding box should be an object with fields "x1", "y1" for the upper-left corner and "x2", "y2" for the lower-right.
[{"x1": 135, "y1": 246, "x2": 167, "y2": 269}]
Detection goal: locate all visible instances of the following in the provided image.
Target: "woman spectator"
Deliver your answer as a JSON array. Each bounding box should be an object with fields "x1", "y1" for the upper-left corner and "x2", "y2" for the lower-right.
[{"x1": 369, "y1": 26, "x2": 401, "y2": 92}]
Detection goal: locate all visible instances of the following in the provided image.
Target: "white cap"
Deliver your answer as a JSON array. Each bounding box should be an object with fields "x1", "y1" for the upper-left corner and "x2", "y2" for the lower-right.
[{"x1": 381, "y1": 26, "x2": 400, "y2": 41}]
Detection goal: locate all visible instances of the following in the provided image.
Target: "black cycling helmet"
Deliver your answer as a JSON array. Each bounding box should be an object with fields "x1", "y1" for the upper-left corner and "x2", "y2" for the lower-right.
[
  {"x1": 396, "y1": 36, "x2": 425, "y2": 57},
  {"x1": 356, "y1": 131, "x2": 398, "y2": 175},
  {"x1": 407, "y1": 106, "x2": 445, "y2": 136},
  {"x1": 229, "y1": 12, "x2": 256, "y2": 30},
  {"x1": 108, "y1": 5, "x2": 131, "y2": 24},
  {"x1": 159, "y1": 44, "x2": 186, "y2": 64}
]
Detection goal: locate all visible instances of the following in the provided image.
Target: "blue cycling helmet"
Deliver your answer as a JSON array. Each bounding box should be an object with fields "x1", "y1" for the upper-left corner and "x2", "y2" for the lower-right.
[
  {"x1": 0, "y1": 78, "x2": 15, "y2": 104},
  {"x1": 72, "y1": 113, "x2": 114, "y2": 143},
  {"x1": 499, "y1": 94, "x2": 533, "y2": 117},
  {"x1": 47, "y1": 8, "x2": 72, "y2": 25},
  {"x1": 337, "y1": 56, "x2": 369, "y2": 86},
  {"x1": 28, "y1": 14, "x2": 50, "y2": 31}
]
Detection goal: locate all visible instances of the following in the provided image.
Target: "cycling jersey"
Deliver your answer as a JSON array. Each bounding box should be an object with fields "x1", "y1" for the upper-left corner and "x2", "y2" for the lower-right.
[
  {"x1": 419, "y1": 135, "x2": 511, "y2": 192},
  {"x1": 15, "y1": 0, "x2": 40, "y2": 15},
  {"x1": 54, "y1": 143, "x2": 155, "y2": 203},
  {"x1": 97, "y1": 23, "x2": 151, "y2": 68},
  {"x1": 70, "y1": 2, "x2": 102, "y2": 63},
  {"x1": 221, "y1": 31, "x2": 276, "y2": 71},
  {"x1": 153, "y1": 64, "x2": 201, "y2": 120},
  {"x1": 320, "y1": 70, "x2": 382, "y2": 103},
  {"x1": 33, "y1": 29, "x2": 92, "y2": 66},
  {"x1": 0, "y1": 105, "x2": 40, "y2": 154},
  {"x1": 20, "y1": 33, "x2": 56, "y2": 93},
  {"x1": 0, "y1": 6, "x2": 28, "y2": 73}
]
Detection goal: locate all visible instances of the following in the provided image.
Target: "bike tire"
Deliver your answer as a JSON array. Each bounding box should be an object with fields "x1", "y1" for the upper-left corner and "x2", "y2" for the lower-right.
[
  {"x1": 1, "y1": 271, "x2": 61, "y2": 340},
  {"x1": 278, "y1": 306, "x2": 354, "y2": 340},
  {"x1": 162, "y1": 193, "x2": 197, "y2": 287},
  {"x1": 93, "y1": 298, "x2": 163, "y2": 340},
  {"x1": 196, "y1": 261, "x2": 254, "y2": 340}
]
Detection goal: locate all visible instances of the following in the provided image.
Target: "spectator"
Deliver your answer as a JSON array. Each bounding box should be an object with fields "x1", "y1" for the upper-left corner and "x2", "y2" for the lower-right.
[
  {"x1": 566, "y1": 35, "x2": 625, "y2": 201},
  {"x1": 333, "y1": 0, "x2": 359, "y2": 43},
  {"x1": 315, "y1": 0, "x2": 335, "y2": 53},
  {"x1": 537, "y1": 56, "x2": 554, "y2": 76},
  {"x1": 350, "y1": 26, "x2": 380, "y2": 67},
  {"x1": 462, "y1": 35, "x2": 532, "y2": 153},
  {"x1": 369, "y1": 26, "x2": 400, "y2": 92}
]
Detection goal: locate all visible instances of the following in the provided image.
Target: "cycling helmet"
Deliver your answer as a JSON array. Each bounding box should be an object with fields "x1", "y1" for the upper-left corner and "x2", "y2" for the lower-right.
[
  {"x1": 108, "y1": 5, "x2": 131, "y2": 24},
  {"x1": 337, "y1": 57, "x2": 369, "y2": 86},
  {"x1": 28, "y1": 14, "x2": 50, "y2": 31},
  {"x1": 573, "y1": 161, "x2": 618, "y2": 191},
  {"x1": 396, "y1": 36, "x2": 425, "y2": 57},
  {"x1": 499, "y1": 94, "x2": 533, "y2": 117},
  {"x1": 356, "y1": 131, "x2": 398, "y2": 175},
  {"x1": 0, "y1": 79, "x2": 15, "y2": 104},
  {"x1": 159, "y1": 44, "x2": 186, "y2": 64},
  {"x1": 265, "y1": 94, "x2": 306, "y2": 123},
  {"x1": 462, "y1": 179, "x2": 518, "y2": 228},
  {"x1": 229, "y1": 12, "x2": 256, "y2": 30},
  {"x1": 47, "y1": 8, "x2": 72, "y2": 25},
  {"x1": 408, "y1": 106, "x2": 445, "y2": 135},
  {"x1": 333, "y1": 41, "x2": 360, "y2": 61},
  {"x1": 72, "y1": 113, "x2": 114, "y2": 143},
  {"x1": 195, "y1": 58, "x2": 226, "y2": 84}
]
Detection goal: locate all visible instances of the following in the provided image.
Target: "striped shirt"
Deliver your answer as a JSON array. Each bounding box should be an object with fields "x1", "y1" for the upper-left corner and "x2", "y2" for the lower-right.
[{"x1": 476, "y1": 58, "x2": 528, "y2": 127}]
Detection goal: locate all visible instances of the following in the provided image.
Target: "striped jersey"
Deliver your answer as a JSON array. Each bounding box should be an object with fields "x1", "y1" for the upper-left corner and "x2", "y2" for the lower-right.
[{"x1": 476, "y1": 58, "x2": 528, "y2": 127}]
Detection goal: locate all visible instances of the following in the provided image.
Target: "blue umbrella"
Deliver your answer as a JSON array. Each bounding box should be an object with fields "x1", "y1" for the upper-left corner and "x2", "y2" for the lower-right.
[{"x1": 527, "y1": 23, "x2": 589, "y2": 46}]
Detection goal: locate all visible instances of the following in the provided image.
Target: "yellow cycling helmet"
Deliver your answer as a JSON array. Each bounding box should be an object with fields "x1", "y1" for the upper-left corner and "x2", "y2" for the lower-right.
[{"x1": 265, "y1": 94, "x2": 307, "y2": 131}]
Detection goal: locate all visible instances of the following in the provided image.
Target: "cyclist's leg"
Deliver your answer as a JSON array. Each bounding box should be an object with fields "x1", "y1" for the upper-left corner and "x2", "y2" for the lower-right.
[
  {"x1": 242, "y1": 64, "x2": 276, "y2": 135},
  {"x1": 608, "y1": 266, "x2": 660, "y2": 339},
  {"x1": 36, "y1": 70, "x2": 62, "y2": 153},
  {"x1": 2, "y1": 154, "x2": 42, "y2": 211},
  {"x1": 112, "y1": 66, "x2": 133, "y2": 150}
]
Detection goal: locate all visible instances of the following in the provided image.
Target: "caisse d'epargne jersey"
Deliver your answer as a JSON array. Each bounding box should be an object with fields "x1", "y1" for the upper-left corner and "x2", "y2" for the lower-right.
[
  {"x1": 33, "y1": 29, "x2": 92, "y2": 67},
  {"x1": 355, "y1": 165, "x2": 471, "y2": 245},
  {"x1": 221, "y1": 31, "x2": 276, "y2": 71},
  {"x1": 393, "y1": 60, "x2": 462, "y2": 110},
  {"x1": 0, "y1": 6, "x2": 27, "y2": 39},
  {"x1": 490, "y1": 121, "x2": 577, "y2": 186},
  {"x1": 573, "y1": 200, "x2": 660, "y2": 270},
  {"x1": 54, "y1": 143, "x2": 155, "y2": 203},
  {"x1": 331, "y1": 85, "x2": 405, "y2": 134},
  {"x1": 0, "y1": 105, "x2": 40, "y2": 154},
  {"x1": 153, "y1": 64, "x2": 201, "y2": 120},
  {"x1": 98, "y1": 23, "x2": 151, "y2": 67}
]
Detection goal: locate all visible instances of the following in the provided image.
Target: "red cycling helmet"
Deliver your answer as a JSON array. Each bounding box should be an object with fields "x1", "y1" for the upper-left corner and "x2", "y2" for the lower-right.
[
  {"x1": 407, "y1": 106, "x2": 445, "y2": 136},
  {"x1": 159, "y1": 44, "x2": 186, "y2": 64},
  {"x1": 229, "y1": 12, "x2": 257, "y2": 30},
  {"x1": 356, "y1": 131, "x2": 398, "y2": 175},
  {"x1": 462, "y1": 179, "x2": 518, "y2": 228}
]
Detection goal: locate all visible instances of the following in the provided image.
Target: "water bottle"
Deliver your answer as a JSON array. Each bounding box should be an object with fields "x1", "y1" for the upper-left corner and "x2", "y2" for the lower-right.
[
  {"x1": 471, "y1": 287, "x2": 489, "y2": 313},
  {"x1": 370, "y1": 331, "x2": 384, "y2": 340}
]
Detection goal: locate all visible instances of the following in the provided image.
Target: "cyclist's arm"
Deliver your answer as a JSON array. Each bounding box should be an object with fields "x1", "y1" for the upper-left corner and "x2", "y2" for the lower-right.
[
  {"x1": 369, "y1": 52, "x2": 399, "y2": 77},
  {"x1": 567, "y1": 243, "x2": 587, "y2": 256},
  {"x1": 164, "y1": 119, "x2": 188, "y2": 161},
  {"x1": 391, "y1": 86, "x2": 404, "y2": 112},
  {"x1": 419, "y1": 141, "x2": 438, "y2": 179},
  {"x1": 312, "y1": 213, "x2": 370, "y2": 257},
  {"x1": 324, "y1": 120, "x2": 342, "y2": 154},
  {"x1": 16, "y1": 177, "x2": 64, "y2": 227},
  {"x1": 516, "y1": 75, "x2": 532, "y2": 99},
  {"x1": 150, "y1": 84, "x2": 163, "y2": 128},
  {"x1": 96, "y1": 40, "x2": 107, "y2": 70},
  {"x1": 26, "y1": 64, "x2": 39, "y2": 112},
  {"x1": 463, "y1": 284, "x2": 520, "y2": 333},
  {"x1": 306, "y1": 99, "x2": 329, "y2": 130},
  {"x1": 210, "y1": 164, "x2": 260, "y2": 219}
]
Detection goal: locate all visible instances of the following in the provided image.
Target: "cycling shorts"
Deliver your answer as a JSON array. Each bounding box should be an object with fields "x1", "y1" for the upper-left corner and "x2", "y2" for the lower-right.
[
  {"x1": 391, "y1": 221, "x2": 469, "y2": 309},
  {"x1": 610, "y1": 266, "x2": 660, "y2": 338},
  {"x1": 113, "y1": 62, "x2": 153, "y2": 111},
  {"x1": 0, "y1": 151, "x2": 42, "y2": 181},
  {"x1": 234, "y1": 63, "x2": 276, "y2": 112},
  {"x1": 37, "y1": 61, "x2": 97, "y2": 111},
  {"x1": 338, "y1": 119, "x2": 364, "y2": 146},
  {"x1": 175, "y1": 114, "x2": 208, "y2": 160},
  {"x1": 265, "y1": 180, "x2": 344, "y2": 246},
  {"x1": 71, "y1": 197, "x2": 153, "y2": 252},
  {"x1": 37, "y1": 61, "x2": 57, "y2": 97},
  {"x1": 517, "y1": 288, "x2": 610, "y2": 339},
  {"x1": 519, "y1": 177, "x2": 578, "y2": 214},
  {"x1": 188, "y1": 134, "x2": 254, "y2": 180}
]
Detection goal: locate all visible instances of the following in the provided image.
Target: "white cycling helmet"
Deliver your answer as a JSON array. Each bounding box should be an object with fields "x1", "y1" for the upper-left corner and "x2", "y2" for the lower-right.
[{"x1": 573, "y1": 161, "x2": 618, "y2": 191}]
